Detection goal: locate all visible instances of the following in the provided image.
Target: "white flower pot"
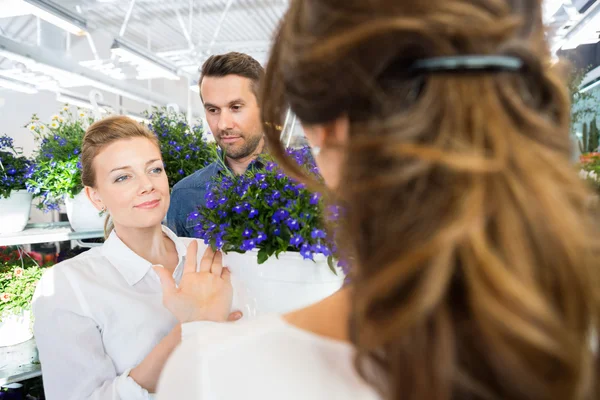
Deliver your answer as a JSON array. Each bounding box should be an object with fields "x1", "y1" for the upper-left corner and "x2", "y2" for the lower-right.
[
  {"x1": 223, "y1": 250, "x2": 345, "y2": 319},
  {"x1": 64, "y1": 191, "x2": 105, "y2": 232},
  {"x1": 0, "y1": 310, "x2": 33, "y2": 347},
  {"x1": 0, "y1": 190, "x2": 32, "y2": 234}
]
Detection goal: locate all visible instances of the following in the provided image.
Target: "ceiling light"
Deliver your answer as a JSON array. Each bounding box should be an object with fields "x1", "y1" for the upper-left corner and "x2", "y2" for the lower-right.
[
  {"x1": 0, "y1": 0, "x2": 88, "y2": 36},
  {"x1": 111, "y1": 38, "x2": 180, "y2": 81},
  {"x1": 0, "y1": 76, "x2": 37, "y2": 94}
]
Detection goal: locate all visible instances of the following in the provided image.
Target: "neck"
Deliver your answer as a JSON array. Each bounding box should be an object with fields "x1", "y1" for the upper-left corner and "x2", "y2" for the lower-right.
[
  {"x1": 112, "y1": 223, "x2": 171, "y2": 265},
  {"x1": 284, "y1": 287, "x2": 352, "y2": 342},
  {"x1": 225, "y1": 138, "x2": 265, "y2": 176}
]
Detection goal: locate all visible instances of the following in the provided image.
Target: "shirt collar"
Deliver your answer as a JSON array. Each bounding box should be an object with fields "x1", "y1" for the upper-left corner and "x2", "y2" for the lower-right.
[
  {"x1": 102, "y1": 225, "x2": 188, "y2": 286},
  {"x1": 215, "y1": 147, "x2": 267, "y2": 176}
]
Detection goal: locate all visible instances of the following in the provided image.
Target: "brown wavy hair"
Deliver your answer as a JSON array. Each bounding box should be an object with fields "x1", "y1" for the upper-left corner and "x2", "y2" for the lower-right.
[
  {"x1": 261, "y1": 1, "x2": 600, "y2": 399},
  {"x1": 81, "y1": 115, "x2": 160, "y2": 237}
]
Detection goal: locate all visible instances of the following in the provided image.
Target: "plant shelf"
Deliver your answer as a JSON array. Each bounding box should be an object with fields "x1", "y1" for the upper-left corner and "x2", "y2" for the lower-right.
[{"x1": 0, "y1": 222, "x2": 104, "y2": 246}]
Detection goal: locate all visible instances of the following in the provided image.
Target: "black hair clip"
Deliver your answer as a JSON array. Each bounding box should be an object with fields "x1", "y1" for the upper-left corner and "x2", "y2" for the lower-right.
[{"x1": 411, "y1": 55, "x2": 523, "y2": 73}]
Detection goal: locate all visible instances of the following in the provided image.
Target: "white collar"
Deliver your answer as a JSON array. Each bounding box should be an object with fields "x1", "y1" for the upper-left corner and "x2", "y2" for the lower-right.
[{"x1": 101, "y1": 225, "x2": 188, "y2": 286}]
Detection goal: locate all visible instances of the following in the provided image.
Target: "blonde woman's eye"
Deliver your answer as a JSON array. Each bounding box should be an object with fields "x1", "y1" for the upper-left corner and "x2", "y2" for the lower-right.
[
  {"x1": 151, "y1": 167, "x2": 163, "y2": 174},
  {"x1": 115, "y1": 175, "x2": 128, "y2": 183}
]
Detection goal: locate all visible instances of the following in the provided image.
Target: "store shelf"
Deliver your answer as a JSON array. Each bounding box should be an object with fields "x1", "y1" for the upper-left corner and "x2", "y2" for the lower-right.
[
  {"x1": 0, "y1": 339, "x2": 41, "y2": 386},
  {"x1": 0, "y1": 222, "x2": 104, "y2": 246}
]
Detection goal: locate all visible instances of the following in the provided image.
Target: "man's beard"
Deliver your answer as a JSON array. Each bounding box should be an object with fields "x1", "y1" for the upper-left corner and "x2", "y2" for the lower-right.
[{"x1": 218, "y1": 131, "x2": 263, "y2": 160}]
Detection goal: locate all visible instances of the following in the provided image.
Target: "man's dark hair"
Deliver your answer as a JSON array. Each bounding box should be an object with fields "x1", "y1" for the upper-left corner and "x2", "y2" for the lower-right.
[{"x1": 199, "y1": 52, "x2": 264, "y2": 101}]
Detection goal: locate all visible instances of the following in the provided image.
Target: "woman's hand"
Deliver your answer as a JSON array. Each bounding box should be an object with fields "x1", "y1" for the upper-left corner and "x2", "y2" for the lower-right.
[{"x1": 154, "y1": 241, "x2": 240, "y2": 323}]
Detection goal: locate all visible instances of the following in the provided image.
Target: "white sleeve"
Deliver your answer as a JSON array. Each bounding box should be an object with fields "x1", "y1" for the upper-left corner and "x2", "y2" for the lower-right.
[{"x1": 32, "y1": 267, "x2": 151, "y2": 400}]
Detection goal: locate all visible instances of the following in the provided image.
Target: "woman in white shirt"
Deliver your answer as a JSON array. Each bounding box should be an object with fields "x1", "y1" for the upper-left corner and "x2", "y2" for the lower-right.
[
  {"x1": 32, "y1": 116, "x2": 241, "y2": 400},
  {"x1": 156, "y1": 0, "x2": 600, "y2": 399}
]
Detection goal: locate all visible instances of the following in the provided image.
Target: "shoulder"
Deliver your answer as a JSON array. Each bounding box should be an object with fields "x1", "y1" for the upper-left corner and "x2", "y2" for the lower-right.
[
  {"x1": 172, "y1": 163, "x2": 220, "y2": 192},
  {"x1": 33, "y1": 248, "x2": 105, "y2": 311}
]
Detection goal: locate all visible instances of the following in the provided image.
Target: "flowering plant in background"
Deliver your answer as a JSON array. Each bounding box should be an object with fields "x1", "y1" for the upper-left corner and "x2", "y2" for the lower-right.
[
  {"x1": 0, "y1": 246, "x2": 50, "y2": 321},
  {"x1": 0, "y1": 134, "x2": 34, "y2": 199},
  {"x1": 26, "y1": 107, "x2": 94, "y2": 211},
  {"x1": 579, "y1": 152, "x2": 600, "y2": 192},
  {"x1": 145, "y1": 107, "x2": 217, "y2": 188},
  {"x1": 192, "y1": 147, "x2": 340, "y2": 270}
]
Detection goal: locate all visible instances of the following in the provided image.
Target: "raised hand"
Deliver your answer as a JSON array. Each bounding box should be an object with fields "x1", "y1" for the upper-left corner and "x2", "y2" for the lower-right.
[{"x1": 154, "y1": 241, "x2": 240, "y2": 323}]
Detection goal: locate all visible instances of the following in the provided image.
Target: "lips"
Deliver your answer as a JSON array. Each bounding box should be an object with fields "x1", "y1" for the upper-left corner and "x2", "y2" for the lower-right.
[
  {"x1": 135, "y1": 199, "x2": 160, "y2": 209},
  {"x1": 220, "y1": 136, "x2": 241, "y2": 144}
]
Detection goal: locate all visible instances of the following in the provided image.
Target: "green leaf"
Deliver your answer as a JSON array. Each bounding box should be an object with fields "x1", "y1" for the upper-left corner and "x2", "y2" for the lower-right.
[
  {"x1": 327, "y1": 255, "x2": 338, "y2": 276},
  {"x1": 257, "y1": 248, "x2": 269, "y2": 264}
]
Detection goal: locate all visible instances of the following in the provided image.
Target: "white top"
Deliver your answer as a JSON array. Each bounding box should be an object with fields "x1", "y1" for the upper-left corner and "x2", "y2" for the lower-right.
[
  {"x1": 156, "y1": 315, "x2": 380, "y2": 400},
  {"x1": 32, "y1": 226, "x2": 195, "y2": 400}
]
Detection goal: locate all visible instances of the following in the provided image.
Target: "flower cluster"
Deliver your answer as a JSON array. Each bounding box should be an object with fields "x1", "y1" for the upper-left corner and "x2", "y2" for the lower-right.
[
  {"x1": 0, "y1": 246, "x2": 49, "y2": 321},
  {"x1": 579, "y1": 152, "x2": 600, "y2": 192},
  {"x1": 193, "y1": 147, "x2": 339, "y2": 267},
  {"x1": 0, "y1": 134, "x2": 34, "y2": 199},
  {"x1": 26, "y1": 107, "x2": 93, "y2": 210},
  {"x1": 146, "y1": 107, "x2": 217, "y2": 188}
]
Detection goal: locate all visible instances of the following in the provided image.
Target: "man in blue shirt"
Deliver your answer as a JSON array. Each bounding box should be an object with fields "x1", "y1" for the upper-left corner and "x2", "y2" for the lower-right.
[{"x1": 167, "y1": 52, "x2": 265, "y2": 237}]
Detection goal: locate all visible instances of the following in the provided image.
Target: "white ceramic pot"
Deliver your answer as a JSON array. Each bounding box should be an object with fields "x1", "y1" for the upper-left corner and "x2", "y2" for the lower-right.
[
  {"x1": 0, "y1": 190, "x2": 32, "y2": 234},
  {"x1": 222, "y1": 250, "x2": 345, "y2": 319},
  {"x1": 0, "y1": 310, "x2": 33, "y2": 347},
  {"x1": 64, "y1": 191, "x2": 105, "y2": 232}
]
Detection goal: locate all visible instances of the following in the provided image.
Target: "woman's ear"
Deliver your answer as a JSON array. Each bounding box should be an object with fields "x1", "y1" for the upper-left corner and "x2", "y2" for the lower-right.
[
  {"x1": 302, "y1": 114, "x2": 349, "y2": 149},
  {"x1": 84, "y1": 186, "x2": 104, "y2": 212}
]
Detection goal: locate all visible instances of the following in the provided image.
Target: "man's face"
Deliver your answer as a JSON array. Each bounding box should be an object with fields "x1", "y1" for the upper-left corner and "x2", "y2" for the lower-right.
[{"x1": 201, "y1": 75, "x2": 263, "y2": 160}]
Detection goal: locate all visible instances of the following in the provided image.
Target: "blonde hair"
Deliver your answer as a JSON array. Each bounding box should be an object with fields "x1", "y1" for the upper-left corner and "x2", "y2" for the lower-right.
[
  {"x1": 81, "y1": 116, "x2": 160, "y2": 237},
  {"x1": 262, "y1": 1, "x2": 600, "y2": 399}
]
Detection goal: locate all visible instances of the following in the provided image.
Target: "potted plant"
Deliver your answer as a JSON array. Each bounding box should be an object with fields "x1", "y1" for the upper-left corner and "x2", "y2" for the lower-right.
[
  {"x1": 0, "y1": 135, "x2": 35, "y2": 234},
  {"x1": 146, "y1": 107, "x2": 216, "y2": 188},
  {"x1": 0, "y1": 247, "x2": 48, "y2": 347},
  {"x1": 26, "y1": 107, "x2": 104, "y2": 232},
  {"x1": 579, "y1": 151, "x2": 600, "y2": 195},
  {"x1": 192, "y1": 147, "x2": 345, "y2": 318}
]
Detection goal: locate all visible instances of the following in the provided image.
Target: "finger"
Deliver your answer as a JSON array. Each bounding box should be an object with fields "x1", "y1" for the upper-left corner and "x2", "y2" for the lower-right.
[
  {"x1": 211, "y1": 251, "x2": 223, "y2": 277},
  {"x1": 183, "y1": 240, "x2": 199, "y2": 275},
  {"x1": 227, "y1": 311, "x2": 243, "y2": 322},
  {"x1": 222, "y1": 267, "x2": 232, "y2": 283},
  {"x1": 153, "y1": 266, "x2": 177, "y2": 297},
  {"x1": 199, "y1": 246, "x2": 216, "y2": 273}
]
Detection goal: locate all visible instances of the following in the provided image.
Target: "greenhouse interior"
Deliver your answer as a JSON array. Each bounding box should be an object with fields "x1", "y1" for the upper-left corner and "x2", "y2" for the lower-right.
[{"x1": 0, "y1": 0, "x2": 599, "y2": 399}]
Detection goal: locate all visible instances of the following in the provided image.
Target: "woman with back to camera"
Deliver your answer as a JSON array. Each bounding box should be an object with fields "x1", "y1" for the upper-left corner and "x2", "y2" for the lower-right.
[
  {"x1": 32, "y1": 116, "x2": 241, "y2": 400},
  {"x1": 156, "y1": 0, "x2": 600, "y2": 399}
]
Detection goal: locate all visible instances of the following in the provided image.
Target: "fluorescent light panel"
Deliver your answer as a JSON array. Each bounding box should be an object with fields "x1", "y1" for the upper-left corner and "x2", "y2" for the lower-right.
[
  {"x1": 0, "y1": 76, "x2": 37, "y2": 94},
  {"x1": 0, "y1": 0, "x2": 88, "y2": 36},
  {"x1": 111, "y1": 39, "x2": 180, "y2": 81}
]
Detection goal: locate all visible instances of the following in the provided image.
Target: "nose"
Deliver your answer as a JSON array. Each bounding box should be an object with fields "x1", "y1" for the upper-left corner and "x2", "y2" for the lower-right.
[
  {"x1": 218, "y1": 110, "x2": 234, "y2": 132},
  {"x1": 137, "y1": 174, "x2": 155, "y2": 195}
]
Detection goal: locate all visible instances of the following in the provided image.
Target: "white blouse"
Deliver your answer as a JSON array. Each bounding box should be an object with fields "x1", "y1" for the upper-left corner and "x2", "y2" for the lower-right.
[
  {"x1": 32, "y1": 226, "x2": 194, "y2": 400},
  {"x1": 156, "y1": 315, "x2": 380, "y2": 400}
]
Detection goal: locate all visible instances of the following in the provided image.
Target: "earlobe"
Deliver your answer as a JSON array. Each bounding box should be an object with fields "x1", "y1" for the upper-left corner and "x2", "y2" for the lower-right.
[{"x1": 84, "y1": 186, "x2": 104, "y2": 212}]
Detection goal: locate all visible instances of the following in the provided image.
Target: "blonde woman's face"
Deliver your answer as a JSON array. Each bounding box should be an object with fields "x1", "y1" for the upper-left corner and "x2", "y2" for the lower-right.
[{"x1": 85, "y1": 137, "x2": 170, "y2": 230}]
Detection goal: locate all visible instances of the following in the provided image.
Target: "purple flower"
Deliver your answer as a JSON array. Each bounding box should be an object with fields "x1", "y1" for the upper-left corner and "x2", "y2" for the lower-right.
[
  {"x1": 206, "y1": 198, "x2": 217, "y2": 209},
  {"x1": 248, "y1": 208, "x2": 258, "y2": 219},
  {"x1": 272, "y1": 191, "x2": 281, "y2": 200},
  {"x1": 312, "y1": 243, "x2": 331, "y2": 256},
  {"x1": 310, "y1": 193, "x2": 321, "y2": 205},
  {"x1": 300, "y1": 243, "x2": 313, "y2": 260},
  {"x1": 179, "y1": 169, "x2": 185, "y2": 175},
  {"x1": 233, "y1": 205, "x2": 244, "y2": 214},
  {"x1": 243, "y1": 228, "x2": 253, "y2": 238},
  {"x1": 272, "y1": 209, "x2": 289, "y2": 223},
  {"x1": 260, "y1": 182, "x2": 268, "y2": 190},
  {"x1": 311, "y1": 229, "x2": 326, "y2": 239},
  {"x1": 256, "y1": 231, "x2": 267, "y2": 243},
  {"x1": 218, "y1": 197, "x2": 228, "y2": 205},
  {"x1": 266, "y1": 162, "x2": 276, "y2": 172},
  {"x1": 286, "y1": 218, "x2": 300, "y2": 231},
  {"x1": 273, "y1": 227, "x2": 281, "y2": 236},
  {"x1": 240, "y1": 239, "x2": 256, "y2": 251},
  {"x1": 188, "y1": 211, "x2": 199, "y2": 221},
  {"x1": 290, "y1": 234, "x2": 303, "y2": 247}
]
